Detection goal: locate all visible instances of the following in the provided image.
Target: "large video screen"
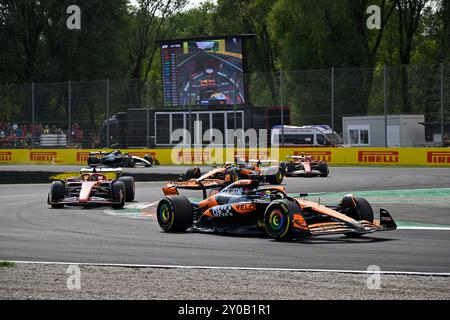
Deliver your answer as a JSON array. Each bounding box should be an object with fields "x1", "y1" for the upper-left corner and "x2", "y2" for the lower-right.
[{"x1": 160, "y1": 37, "x2": 246, "y2": 107}]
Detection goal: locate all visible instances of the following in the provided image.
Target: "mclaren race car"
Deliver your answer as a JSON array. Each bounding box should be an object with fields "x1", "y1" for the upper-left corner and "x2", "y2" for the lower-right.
[
  {"x1": 280, "y1": 154, "x2": 329, "y2": 177},
  {"x1": 157, "y1": 179, "x2": 396, "y2": 240},
  {"x1": 47, "y1": 166, "x2": 135, "y2": 209},
  {"x1": 87, "y1": 150, "x2": 154, "y2": 168},
  {"x1": 184, "y1": 158, "x2": 284, "y2": 185}
]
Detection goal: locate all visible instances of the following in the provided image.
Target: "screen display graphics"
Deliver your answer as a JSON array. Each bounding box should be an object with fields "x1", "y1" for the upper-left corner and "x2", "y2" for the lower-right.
[{"x1": 160, "y1": 37, "x2": 245, "y2": 107}]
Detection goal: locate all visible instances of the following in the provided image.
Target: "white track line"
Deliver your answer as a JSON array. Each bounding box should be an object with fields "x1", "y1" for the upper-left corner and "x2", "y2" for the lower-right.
[
  {"x1": 398, "y1": 226, "x2": 450, "y2": 231},
  {"x1": 10, "y1": 260, "x2": 450, "y2": 277}
]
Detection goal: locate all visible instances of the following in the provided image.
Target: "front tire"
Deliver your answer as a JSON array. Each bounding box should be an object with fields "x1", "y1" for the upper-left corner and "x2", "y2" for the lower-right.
[
  {"x1": 49, "y1": 180, "x2": 65, "y2": 208},
  {"x1": 266, "y1": 169, "x2": 284, "y2": 185},
  {"x1": 344, "y1": 197, "x2": 374, "y2": 238},
  {"x1": 118, "y1": 176, "x2": 135, "y2": 202},
  {"x1": 111, "y1": 181, "x2": 125, "y2": 209},
  {"x1": 157, "y1": 195, "x2": 193, "y2": 232}
]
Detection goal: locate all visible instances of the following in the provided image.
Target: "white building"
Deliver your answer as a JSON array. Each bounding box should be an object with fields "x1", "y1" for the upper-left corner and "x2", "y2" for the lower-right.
[{"x1": 342, "y1": 114, "x2": 425, "y2": 147}]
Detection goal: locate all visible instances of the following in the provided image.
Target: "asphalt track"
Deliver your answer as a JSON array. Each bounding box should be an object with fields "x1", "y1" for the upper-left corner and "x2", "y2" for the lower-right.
[{"x1": 0, "y1": 167, "x2": 449, "y2": 274}]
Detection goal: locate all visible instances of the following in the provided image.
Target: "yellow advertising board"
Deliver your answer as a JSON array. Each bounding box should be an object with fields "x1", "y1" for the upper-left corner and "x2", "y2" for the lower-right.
[{"x1": 0, "y1": 148, "x2": 449, "y2": 166}]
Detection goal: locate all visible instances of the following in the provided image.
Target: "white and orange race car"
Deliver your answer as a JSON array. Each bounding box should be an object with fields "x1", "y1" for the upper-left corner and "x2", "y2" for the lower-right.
[
  {"x1": 47, "y1": 167, "x2": 135, "y2": 209},
  {"x1": 157, "y1": 179, "x2": 397, "y2": 240}
]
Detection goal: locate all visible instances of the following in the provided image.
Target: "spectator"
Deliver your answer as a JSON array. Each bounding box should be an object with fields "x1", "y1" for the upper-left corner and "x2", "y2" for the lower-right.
[{"x1": 443, "y1": 136, "x2": 450, "y2": 147}]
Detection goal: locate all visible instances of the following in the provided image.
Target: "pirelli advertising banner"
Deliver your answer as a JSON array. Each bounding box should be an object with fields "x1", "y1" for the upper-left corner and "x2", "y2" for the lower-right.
[{"x1": 0, "y1": 148, "x2": 449, "y2": 166}]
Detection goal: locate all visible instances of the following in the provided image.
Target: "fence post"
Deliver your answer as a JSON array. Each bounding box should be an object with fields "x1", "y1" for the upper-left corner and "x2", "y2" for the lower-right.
[
  {"x1": 280, "y1": 71, "x2": 284, "y2": 147},
  {"x1": 331, "y1": 67, "x2": 335, "y2": 137},
  {"x1": 441, "y1": 62, "x2": 444, "y2": 146},
  {"x1": 31, "y1": 82, "x2": 35, "y2": 149},
  {"x1": 106, "y1": 78, "x2": 110, "y2": 148},
  {"x1": 384, "y1": 65, "x2": 388, "y2": 148},
  {"x1": 68, "y1": 80, "x2": 71, "y2": 147},
  {"x1": 146, "y1": 79, "x2": 150, "y2": 148}
]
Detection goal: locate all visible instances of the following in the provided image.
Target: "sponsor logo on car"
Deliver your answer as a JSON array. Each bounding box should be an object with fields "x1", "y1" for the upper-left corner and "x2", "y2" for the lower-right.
[
  {"x1": 77, "y1": 152, "x2": 90, "y2": 162},
  {"x1": 232, "y1": 203, "x2": 256, "y2": 213},
  {"x1": 30, "y1": 152, "x2": 57, "y2": 162},
  {"x1": 211, "y1": 205, "x2": 233, "y2": 217},
  {"x1": 293, "y1": 151, "x2": 332, "y2": 162},
  {"x1": 0, "y1": 152, "x2": 12, "y2": 161},
  {"x1": 427, "y1": 151, "x2": 450, "y2": 164},
  {"x1": 358, "y1": 151, "x2": 399, "y2": 163}
]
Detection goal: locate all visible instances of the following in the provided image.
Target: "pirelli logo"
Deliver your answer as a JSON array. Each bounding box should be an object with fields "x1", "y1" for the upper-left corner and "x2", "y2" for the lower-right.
[
  {"x1": 30, "y1": 152, "x2": 57, "y2": 162},
  {"x1": 234, "y1": 151, "x2": 269, "y2": 161},
  {"x1": 293, "y1": 151, "x2": 332, "y2": 162},
  {"x1": 76, "y1": 152, "x2": 90, "y2": 162},
  {"x1": 427, "y1": 151, "x2": 450, "y2": 164},
  {"x1": 0, "y1": 152, "x2": 12, "y2": 161},
  {"x1": 177, "y1": 151, "x2": 210, "y2": 163},
  {"x1": 358, "y1": 151, "x2": 399, "y2": 163}
]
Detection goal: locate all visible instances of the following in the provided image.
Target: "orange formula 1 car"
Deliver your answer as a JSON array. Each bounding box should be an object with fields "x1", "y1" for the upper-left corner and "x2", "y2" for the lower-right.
[
  {"x1": 157, "y1": 179, "x2": 396, "y2": 240},
  {"x1": 47, "y1": 167, "x2": 135, "y2": 209},
  {"x1": 280, "y1": 155, "x2": 329, "y2": 177},
  {"x1": 184, "y1": 159, "x2": 284, "y2": 185}
]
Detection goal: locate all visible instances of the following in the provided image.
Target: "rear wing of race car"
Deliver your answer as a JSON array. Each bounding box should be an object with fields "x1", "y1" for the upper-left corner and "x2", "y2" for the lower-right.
[
  {"x1": 163, "y1": 179, "x2": 222, "y2": 199},
  {"x1": 248, "y1": 159, "x2": 279, "y2": 166},
  {"x1": 80, "y1": 166, "x2": 122, "y2": 179}
]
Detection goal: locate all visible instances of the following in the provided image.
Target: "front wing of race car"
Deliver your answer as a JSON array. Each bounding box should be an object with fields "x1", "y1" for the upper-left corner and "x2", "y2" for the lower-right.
[
  {"x1": 47, "y1": 196, "x2": 121, "y2": 206},
  {"x1": 291, "y1": 205, "x2": 397, "y2": 237}
]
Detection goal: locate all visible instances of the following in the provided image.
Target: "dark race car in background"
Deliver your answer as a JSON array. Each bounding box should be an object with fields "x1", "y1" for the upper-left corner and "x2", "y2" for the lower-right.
[
  {"x1": 87, "y1": 150, "x2": 154, "y2": 168},
  {"x1": 47, "y1": 166, "x2": 135, "y2": 209},
  {"x1": 157, "y1": 179, "x2": 396, "y2": 240},
  {"x1": 280, "y1": 155, "x2": 329, "y2": 177}
]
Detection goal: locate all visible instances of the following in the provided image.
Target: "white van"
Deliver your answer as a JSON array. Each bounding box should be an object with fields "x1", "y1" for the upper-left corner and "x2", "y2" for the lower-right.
[{"x1": 271, "y1": 125, "x2": 344, "y2": 147}]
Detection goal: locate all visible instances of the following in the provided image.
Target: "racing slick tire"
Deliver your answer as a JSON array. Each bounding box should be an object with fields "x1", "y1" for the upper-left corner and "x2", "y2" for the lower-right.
[
  {"x1": 185, "y1": 166, "x2": 202, "y2": 180},
  {"x1": 264, "y1": 199, "x2": 299, "y2": 241},
  {"x1": 318, "y1": 161, "x2": 329, "y2": 177},
  {"x1": 118, "y1": 176, "x2": 135, "y2": 202},
  {"x1": 143, "y1": 155, "x2": 153, "y2": 167},
  {"x1": 157, "y1": 195, "x2": 193, "y2": 232},
  {"x1": 87, "y1": 156, "x2": 100, "y2": 166},
  {"x1": 280, "y1": 161, "x2": 294, "y2": 176},
  {"x1": 344, "y1": 197, "x2": 374, "y2": 238},
  {"x1": 49, "y1": 180, "x2": 66, "y2": 208},
  {"x1": 111, "y1": 181, "x2": 126, "y2": 209},
  {"x1": 265, "y1": 169, "x2": 284, "y2": 185},
  {"x1": 124, "y1": 157, "x2": 135, "y2": 168}
]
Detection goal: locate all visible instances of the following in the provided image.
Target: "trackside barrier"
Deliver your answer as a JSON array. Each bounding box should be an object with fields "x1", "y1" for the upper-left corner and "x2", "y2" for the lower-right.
[{"x1": 0, "y1": 148, "x2": 449, "y2": 166}]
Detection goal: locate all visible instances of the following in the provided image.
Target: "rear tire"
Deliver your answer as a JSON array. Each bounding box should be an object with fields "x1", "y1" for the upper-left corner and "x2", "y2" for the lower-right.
[
  {"x1": 157, "y1": 195, "x2": 193, "y2": 232},
  {"x1": 318, "y1": 161, "x2": 329, "y2": 177},
  {"x1": 50, "y1": 180, "x2": 65, "y2": 208},
  {"x1": 118, "y1": 176, "x2": 135, "y2": 202},
  {"x1": 264, "y1": 199, "x2": 299, "y2": 241},
  {"x1": 111, "y1": 181, "x2": 125, "y2": 209},
  {"x1": 87, "y1": 156, "x2": 100, "y2": 166},
  {"x1": 185, "y1": 166, "x2": 202, "y2": 180}
]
